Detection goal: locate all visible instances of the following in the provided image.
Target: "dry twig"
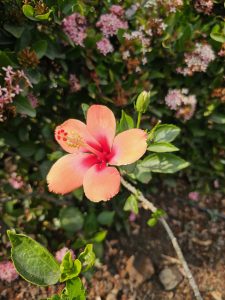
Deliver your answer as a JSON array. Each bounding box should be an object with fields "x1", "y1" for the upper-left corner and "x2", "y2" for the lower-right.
[{"x1": 121, "y1": 176, "x2": 203, "y2": 300}]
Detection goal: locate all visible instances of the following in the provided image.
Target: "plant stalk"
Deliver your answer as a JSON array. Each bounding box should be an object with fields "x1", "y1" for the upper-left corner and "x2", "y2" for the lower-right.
[
  {"x1": 121, "y1": 176, "x2": 203, "y2": 300},
  {"x1": 136, "y1": 112, "x2": 142, "y2": 128}
]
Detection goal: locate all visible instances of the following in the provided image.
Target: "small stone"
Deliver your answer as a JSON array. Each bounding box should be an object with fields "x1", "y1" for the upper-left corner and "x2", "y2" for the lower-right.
[
  {"x1": 210, "y1": 291, "x2": 222, "y2": 300},
  {"x1": 159, "y1": 266, "x2": 183, "y2": 291},
  {"x1": 133, "y1": 256, "x2": 155, "y2": 280}
]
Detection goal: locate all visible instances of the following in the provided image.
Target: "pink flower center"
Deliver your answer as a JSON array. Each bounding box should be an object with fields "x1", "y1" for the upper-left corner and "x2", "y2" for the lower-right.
[
  {"x1": 89, "y1": 136, "x2": 115, "y2": 170},
  {"x1": 56, "y1": 128, "x2": 115, "y2": 170}
]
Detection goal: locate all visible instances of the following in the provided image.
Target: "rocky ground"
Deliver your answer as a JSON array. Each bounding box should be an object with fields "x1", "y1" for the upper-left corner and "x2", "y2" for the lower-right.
[{"x1": 0, "y1": 188, "x2": 225, "y2": 300}]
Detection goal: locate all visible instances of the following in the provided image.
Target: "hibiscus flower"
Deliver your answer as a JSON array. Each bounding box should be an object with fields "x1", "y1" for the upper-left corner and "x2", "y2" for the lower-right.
[{"x1": 47, "y1": 105, "x2": 147, "y2": 202}]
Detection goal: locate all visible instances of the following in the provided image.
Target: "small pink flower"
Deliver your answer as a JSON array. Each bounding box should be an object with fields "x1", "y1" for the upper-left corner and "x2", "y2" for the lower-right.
[
  {"x1": 0, "y1": 261, "x2": 18, "y2": 282},
  {"x1": 96, "y1": 38, "x2": 114, "y2": 56},
  {"x1": 47, "y1": 105, "x2": 147, "y2": 202},
  {"x1": 110, "y1": 5, "x2": 125, "y2": 17},
  {"x1": 55, "y1": 247, "x2": 75, "y2": 263},
  {"x1": 96, "y1": 13, "x2": 128, "y2": 37},
  {"x1": 129, "y1": 212, "x2": 137, "y2": 222},
  {"x1": 177, "y1": 42, "x2": 215, "y2": 76},
  {"x1": 8, "y1": 172, "x2": 24, "y2": 189},
  {"x1": 62, "y1": 13, "x2": 87, "y2": 46},
  {"x1": 27, "y1": 93, "x2": 38, "y2": 108},
  {"x1": 69, "y1": 74, "x2": 81, "y2": 93},
  {"x1": 13, "y1": 84, "x2": 23, "y2": 95},
  {"x1": 165, "y1": 89, "x2": 197, "y2": 120},
  {"x1": 188, "y1": 191, "x2": 199, "y2": 201}
]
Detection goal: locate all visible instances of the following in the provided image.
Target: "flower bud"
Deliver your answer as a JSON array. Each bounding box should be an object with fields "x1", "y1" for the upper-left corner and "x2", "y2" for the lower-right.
[{"x1": 135, "y1": 91, "x2": 150, "y2": 113}]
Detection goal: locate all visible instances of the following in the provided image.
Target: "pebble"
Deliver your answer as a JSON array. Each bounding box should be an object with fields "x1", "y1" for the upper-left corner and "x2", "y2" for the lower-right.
[{"x1": 159, "y1": 266, "x2": 183, "y2": 291}]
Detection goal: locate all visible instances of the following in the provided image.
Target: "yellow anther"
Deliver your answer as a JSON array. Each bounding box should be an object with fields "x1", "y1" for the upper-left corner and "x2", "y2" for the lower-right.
[{"x1": 66, "y1": 131, "x2": 85, "y2": 149}]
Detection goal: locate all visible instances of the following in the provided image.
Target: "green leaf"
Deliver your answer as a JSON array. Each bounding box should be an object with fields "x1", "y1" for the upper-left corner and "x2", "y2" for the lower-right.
[
  {"x1": 147, "y1": 218, "x2": 157, "y2": 227},
  {"x1": 22, "y1": 5, "x2": 35, "y2": 19},
  {"x1": 153, "y1": 124, "x2": 181, "y2": 143},
  {"x1": 97, "y1": 211, "x2": 115, "y2": 226},
  {"x1": 72, "y1": 187, "x2": 84, "y2": 201},
  {"x1": 210, "y1": 24, "x2": 225, "y2": 43},
  {"x1": 78, "y1": 244, "x2": 95, "y2": 272},
  {"x1": 18, "y1": 142, "x2": 37, "y2": 158},
  {"x1": 152, "y1": 209, "x2": 166, "y2": 218},
  {"x1": 22, "y1": 4, "x2": 52, "y2": 21},
  {"x1": 32, "y1": 40, "x2": 48, "y2": 59},
  {"x1": 124, "y1": 195, "x2": 139, "y2": 214},
  {"x1": 66, "y1": 277, "x2": 86, "y2": 300},
  {"x1": 81, "y1": 103, "x2": 89, "y2": 120},
  {"x1": 7, "y1": 230, "x2": 60, "y2": 286},
  {"x1": 118, "y1": 110, "x2": 134, "y2": 132},
  {"x1": 60, "y1": 252, "x2": 81, "y2": 282},
  {"x1": 15, "y1": 96, "x2": 36, "y2": 118},
  {"x1": 60, "y1": 207, "x2": 84, "y2": 234},
  {"x1": 140, "y1": 153, "x2": 190, "y2": 174},
  {"x1": 148, "y1": 142, "x2": 179, "y2": 152},
  {"x1": 48, "y1": 151, "x2": 64, "y2": 161},
  {"x1": 35, "y1": 10, "x2": 52, "y2": 21},
  {"x1": 210, "y1": 113, "x2": 225, "y2": 124},
  {"x1": 90, "y1": 230, "x2": 107, "y2": 243},
  {"x1": 4, "y1": 24, "x2": 25, "y2": 38},
  {"x1": 0, "y1": 51, "x2": 14, "y2": 67},
  {"x1": 134, "y1": 163, "x2": 152, "y2": 184}
]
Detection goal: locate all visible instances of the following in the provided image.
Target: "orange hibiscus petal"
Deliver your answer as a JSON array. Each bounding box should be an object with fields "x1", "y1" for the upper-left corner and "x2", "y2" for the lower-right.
[
  {"x1": 86, "y1": 105, "x2": 116, "y2": 151},
  {"x1": 110, "y1": 129, "x2": 147, "y2": 166},
  {"x1": 47, "y1": 153, "x2": 98, "y2": 195},
  {"x1": 55, "y1": 119, "x2": 100, "y2": 154},
  {"x1": 83, "y1": 165, "x2": 120, "y2": 202}
]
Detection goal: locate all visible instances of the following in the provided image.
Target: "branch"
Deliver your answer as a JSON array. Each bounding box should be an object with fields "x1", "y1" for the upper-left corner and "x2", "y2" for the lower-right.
[{"x1": 121, "y1": 177, "x2": 203, "y2": 300}]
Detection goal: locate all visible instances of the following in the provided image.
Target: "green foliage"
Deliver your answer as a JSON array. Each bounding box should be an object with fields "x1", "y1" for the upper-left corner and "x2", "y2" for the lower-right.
[
  {"x1": 7, "y1": 230, "x2": 60, "y2": 286},
  {"x1": 65, "y1": 278, "x2": 86, "y2": 300},
  {"x1": 118, "y1": 110, "x2": 134, "y2": 132},
  {"x1": 124, "y1": 195, "x2": 139, "y2": 214},
  {"x1": 148, "y1": 142, "x2": 179, "y2": 152},
  {"x1": 147, "y1": 209, "x2": 166, "y2": 227},
  {"x1": 60, "y1": 207, "x2": 84, "y2": 234},
  {"x1": 15, "y1": 96, "x2": 36, "y2": 118},
  {"x1": 152, "y1": 125, "x2": 181, "y2": 143},
  {"x1": 0, "y1": 1, "x2": 225, "y2": 296},
  {"x1": 60, "y1": 252, "x2": 82, "y2": 282},
  {"x1": 97, "y1": 211, "x2": 115, "y2": 226},
  {"x1": 139, "y1": 153, "x2": 190, "y2": 174},
  {"x1": 78, "y1": 244, "x2": 95, "y2": 272}
]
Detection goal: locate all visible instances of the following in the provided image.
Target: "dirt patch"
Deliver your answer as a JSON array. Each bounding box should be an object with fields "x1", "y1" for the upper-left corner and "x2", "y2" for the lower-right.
[{"x1": 1, "y1": 191, "x2": 225, "y2": 300}]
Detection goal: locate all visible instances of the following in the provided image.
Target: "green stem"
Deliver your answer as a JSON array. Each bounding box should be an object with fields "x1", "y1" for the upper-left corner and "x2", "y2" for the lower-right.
[{"x1": 136, "y1": 112, "x2": 142, "y2": 128}]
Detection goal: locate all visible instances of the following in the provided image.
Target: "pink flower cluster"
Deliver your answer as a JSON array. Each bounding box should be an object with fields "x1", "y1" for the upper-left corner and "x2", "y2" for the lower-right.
[
  {"x1": 165, "y1": 88, "x2": 197, "y2": 120},
  {"x1": 97, "y1": 38, "x2": 114, "y2": 56},
  {"x1": 0, "y1": 261, "x2": 18, "y2": 283},
  {"x1": 188, "y1": 191, "x2": 199, "y2": 201},
  {"x1": 145, "y1": 0, "x2": 183, "y2": 14},
  {"x1": 8, "y1": 172, "x2": 24, "y2": 189},
  {"x1": 124, "y1": 28, "x2": 151, "y2": 48},
  {"x1": 69, "y1": 74, "x2": 81, "y2": 93},
  {"x1": 96, "y1": 7, "x2": 128, "y2": 37},
  {"x1": 96, "y1": 5, "x2": 127, "y2": 56},
  {"x1": 177, "y1": 43, "x2": 215, "y2": 76},
  {"x1": 0, "y1": 66, "x2": 32, "y2": 121},
  {"x1": 194, "y1": 0, "x2": 214, "y2": 15},
  {"x1": 62, "y1": 13, "x2": 87, "y2": 47},
  {"x1": 55, "y1": 247, "x2": 75, "y2": 263},
  {"x1": 27, "y1": 93, "x2": 38, "y2": 108}
]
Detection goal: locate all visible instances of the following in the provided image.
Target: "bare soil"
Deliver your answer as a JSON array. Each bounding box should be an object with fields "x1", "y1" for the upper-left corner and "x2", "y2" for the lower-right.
[{"x1": 1, "y1": 188, "x2": 225, "y2": 300}]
